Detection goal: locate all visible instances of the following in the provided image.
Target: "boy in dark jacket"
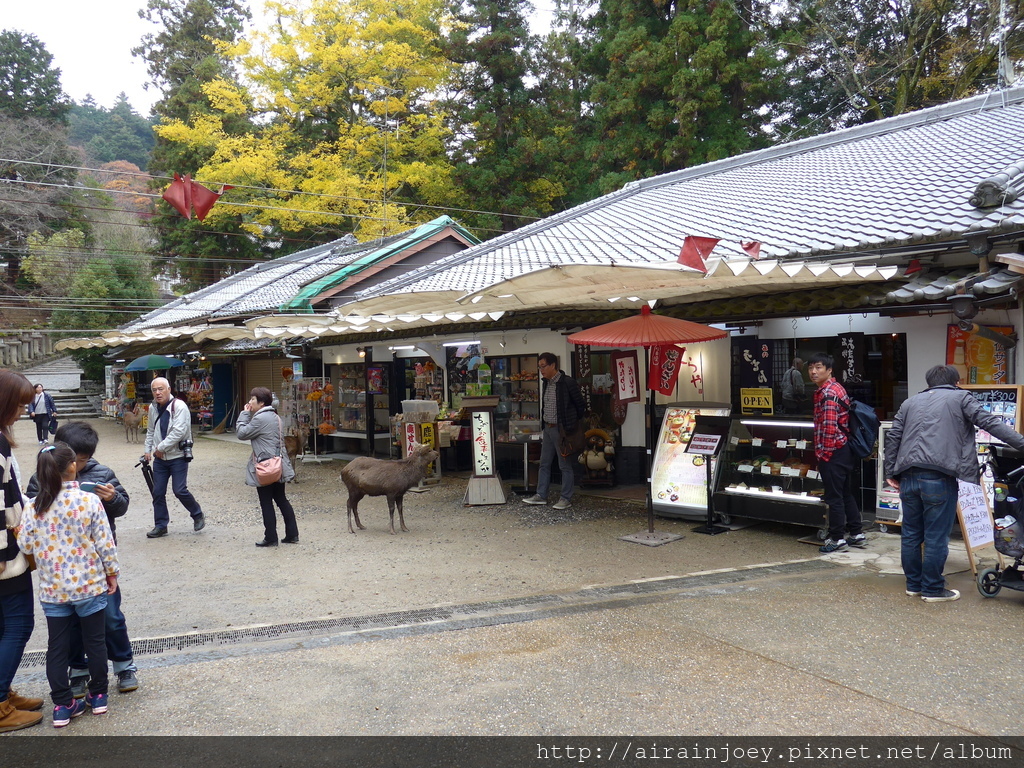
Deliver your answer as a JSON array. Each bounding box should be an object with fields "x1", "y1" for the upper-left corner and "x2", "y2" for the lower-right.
[{"x1": 27, "y1": 421, "x2": 139, "y2": 695}]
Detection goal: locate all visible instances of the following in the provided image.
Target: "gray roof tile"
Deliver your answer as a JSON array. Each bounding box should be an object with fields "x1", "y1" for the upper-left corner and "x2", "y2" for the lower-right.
[{"x1": 354, "y1": 88, "x2": 1024, "y2": 306}]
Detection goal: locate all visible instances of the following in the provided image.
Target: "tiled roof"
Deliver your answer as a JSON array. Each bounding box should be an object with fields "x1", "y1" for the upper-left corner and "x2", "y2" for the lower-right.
[
  {"x1": 124, "y1": 216, "x2": 471, "y2": 331},
  {"x1": 353, "y1": 88, "x2": 1024, "y2": 308}
]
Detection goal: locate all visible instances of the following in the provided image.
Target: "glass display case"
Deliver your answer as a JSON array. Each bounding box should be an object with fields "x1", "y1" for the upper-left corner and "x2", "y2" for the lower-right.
[
  {"x1": 335, "y1": 363, "x2": 367, "y2": 432},
  {"x1": 486, "y1": 354, "x2": 540, "y2": 439},
  {"x1": 713, "y1": 417, "x2": 830, "y2": 532}
]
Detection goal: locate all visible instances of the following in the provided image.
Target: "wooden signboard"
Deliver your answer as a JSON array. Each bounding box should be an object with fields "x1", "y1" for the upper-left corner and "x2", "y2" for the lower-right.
[
  {"x1": 959, "y1": 384, "x2": 1023, "y2": 444},
  {"x1": 956, "y1": 479, "x2": 1003, "y2": 576}
]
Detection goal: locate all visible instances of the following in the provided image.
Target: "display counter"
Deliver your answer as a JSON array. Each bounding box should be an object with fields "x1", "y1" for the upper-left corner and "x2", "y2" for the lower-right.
[{"x1": 713, "y1": 417, "x2": 830, "y2": 532}]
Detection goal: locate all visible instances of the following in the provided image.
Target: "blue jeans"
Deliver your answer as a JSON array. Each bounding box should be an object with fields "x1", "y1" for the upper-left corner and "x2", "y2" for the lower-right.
[
  {"x1": 899, "y1": 468, "x2": 958, "y2": 596},
  {"x1": 536, "y1": 425, "x2": 576, "y2": 501},
  {"x1": 152, "y1": 456, "x2": 203, "y2": 527},
  {"x1": 69, "y1": 585, "x2": 134, "y2": 677},
  {"x1": 0, "y1": 587, "x2": 34, "y2": 701}
]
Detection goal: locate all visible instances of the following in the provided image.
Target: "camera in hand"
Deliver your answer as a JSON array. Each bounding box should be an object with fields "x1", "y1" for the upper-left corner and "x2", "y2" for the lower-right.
[{"x1": 179, "y1": 439, "x2": 194, "y2": 462}]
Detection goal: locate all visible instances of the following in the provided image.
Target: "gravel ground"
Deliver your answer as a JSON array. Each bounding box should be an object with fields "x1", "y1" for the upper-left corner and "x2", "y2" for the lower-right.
[{"x1": 10, "y1": 416, "x2": 816, "y2": 643}]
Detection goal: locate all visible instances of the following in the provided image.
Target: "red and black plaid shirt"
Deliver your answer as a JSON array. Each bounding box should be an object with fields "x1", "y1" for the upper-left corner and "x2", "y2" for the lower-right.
[{"x1": 813, "y1": 377, "x2": 850, "y2": 462}]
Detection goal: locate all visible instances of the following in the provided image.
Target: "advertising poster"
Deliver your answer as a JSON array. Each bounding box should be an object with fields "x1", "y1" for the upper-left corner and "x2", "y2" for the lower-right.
[
  {"x1": 946, "y1": 324, "x2": 1014, "y2": 384},
  {"x1": 650, "y1": 404, "x2": 731, "y2": 517},
  {"x1": 611, "y1": 351, "x2": 640, "y2": 404}
]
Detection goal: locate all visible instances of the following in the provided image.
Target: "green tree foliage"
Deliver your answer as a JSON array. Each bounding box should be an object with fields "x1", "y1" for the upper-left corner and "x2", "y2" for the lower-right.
[
  {"x1": 0, "y1": 30, "x2": 71, "y2": 122},
  {"x1": 444, "y1": 0, "x2": 570, "y2": 233},
  {"x1": 581, "y1": 0, "x2": 788, "y2": 194},
  {"x1": 69, "y1": 94, "x2": 155, "y2": 170},
  {"x1": 775, "y1": 0, "x2": 1024, "y2": 137},
  {"x1": 134, "y1": 0, "x2": 261, "y2": 290}
]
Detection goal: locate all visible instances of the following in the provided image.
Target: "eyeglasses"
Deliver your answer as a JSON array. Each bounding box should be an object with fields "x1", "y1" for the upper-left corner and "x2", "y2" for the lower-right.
[{"x1": 538, "y1": 362, "x2": 550, "y2": 369}]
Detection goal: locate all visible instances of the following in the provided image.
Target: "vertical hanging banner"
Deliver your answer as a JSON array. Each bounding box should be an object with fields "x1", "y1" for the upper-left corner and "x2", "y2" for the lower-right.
[
  {"x1": 649, "y1": 344, "x2": 686, "y2": 396},
  {"x1": 736, "y1": 339, "x2": 772, "y2": 389},
  {"x1": 837, "y1": 332, "x2": 865, "y2": 385},
  {"x1": 575, "y1": 344, "x2": 593, "y2": 413},
  {"x1": 611, "y1": 351, "x2": 640, "y2": 404}
]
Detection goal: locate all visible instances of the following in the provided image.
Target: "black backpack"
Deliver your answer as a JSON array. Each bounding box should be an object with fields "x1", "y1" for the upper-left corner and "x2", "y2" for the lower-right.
[{"x1": 839, "y1": 397, "x2": 881, "y2": 459}]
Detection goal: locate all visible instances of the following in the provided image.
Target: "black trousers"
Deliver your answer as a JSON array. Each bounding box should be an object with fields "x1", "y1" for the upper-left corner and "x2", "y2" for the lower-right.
[
  {"x1": 257, "y1": 482, "x2": 298, "y2": 542},
  {"x1": 46, "y1": 609, "x2": 107, "y2": 706},
  {"x1": 819, "y1": 442, "x2": 863, "y2": 541},
  {"x1": 33, "y1": 413, "x2": 49, "y2": 442}
]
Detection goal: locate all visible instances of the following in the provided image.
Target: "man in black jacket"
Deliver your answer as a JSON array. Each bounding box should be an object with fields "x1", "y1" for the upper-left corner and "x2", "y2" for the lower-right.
[
  {"x1": 27, "y1": 421, "x2": 139, "y2": 695},
  {"x1": 523, "y1": 352, "x2": 588, "y2": 510}
]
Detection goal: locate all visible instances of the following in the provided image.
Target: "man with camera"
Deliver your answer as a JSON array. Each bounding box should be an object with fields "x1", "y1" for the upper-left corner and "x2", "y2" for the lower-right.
[{"x1": 143, "y1": 377, "x2": 205, "y2": 538}]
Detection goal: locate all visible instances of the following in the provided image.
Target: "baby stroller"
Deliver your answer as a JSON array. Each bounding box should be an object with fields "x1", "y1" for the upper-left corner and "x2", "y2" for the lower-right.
[{"x1": 977, "y1": 462, "x2": 1024, "y2": 599}]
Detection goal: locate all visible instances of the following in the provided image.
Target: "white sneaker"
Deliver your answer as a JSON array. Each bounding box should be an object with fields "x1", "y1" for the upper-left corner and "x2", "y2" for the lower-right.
[
  {"x1": 522, "y1": 494, "x2": 547, "y2": 505},
  {"x1": 552, "y1": 498, "x2": 571, "y2": 510}
]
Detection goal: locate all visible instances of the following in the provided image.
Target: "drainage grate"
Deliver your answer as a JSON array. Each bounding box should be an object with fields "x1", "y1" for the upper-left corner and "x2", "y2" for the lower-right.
[{"x1": 18, "y1": 559, "x2": 836, "y2": 669}]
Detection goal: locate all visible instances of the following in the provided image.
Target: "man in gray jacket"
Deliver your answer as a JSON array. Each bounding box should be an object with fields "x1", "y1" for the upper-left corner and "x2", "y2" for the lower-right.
[
  {"x1": 884, "y1": 365, "x2": 1024, "y2": 602},
  {"x1": 144, "y1": 377, "x2": 205, "y2": 538}
]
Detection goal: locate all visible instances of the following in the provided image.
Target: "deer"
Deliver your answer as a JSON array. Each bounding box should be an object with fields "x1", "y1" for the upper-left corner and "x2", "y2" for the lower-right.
[
  {"x1": 283, "y1": 424, "x2": 309, "y2": 483},
  {"x1": 341, "y1": 443, "x2": 439, "y2": 534},
  {"x1": 123, "y1": 402, "x2": 144, "y2": 443}
]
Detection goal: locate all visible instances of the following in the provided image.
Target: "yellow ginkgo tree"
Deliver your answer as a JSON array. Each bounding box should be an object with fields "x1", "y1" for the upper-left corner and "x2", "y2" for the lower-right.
[{"x1": 156, "y1": 0, "x2": 461, "y2": 241}]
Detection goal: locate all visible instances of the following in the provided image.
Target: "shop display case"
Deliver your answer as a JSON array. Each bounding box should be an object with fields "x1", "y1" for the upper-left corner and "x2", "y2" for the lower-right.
[
  {"x1": 650, "y1": 403, "x2": 731, "y2": 519},
  {"x1": 713, "y1": 417, "x2": 830, "y2": 532},
  {"x1": 487, "y1": 354, "x2": 541, "y2": 439},
  {"x1": 875, "y1": 421, "x2": 901, "y2": 530},
  {"x1": 280, "y1": 377, "x2": 333, "y2": 458}
]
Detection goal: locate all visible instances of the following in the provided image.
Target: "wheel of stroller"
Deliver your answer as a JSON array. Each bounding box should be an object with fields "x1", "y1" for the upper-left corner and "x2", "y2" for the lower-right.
[{"x1": 977, "y1": 568, "x2": 1002, "y2": 598}]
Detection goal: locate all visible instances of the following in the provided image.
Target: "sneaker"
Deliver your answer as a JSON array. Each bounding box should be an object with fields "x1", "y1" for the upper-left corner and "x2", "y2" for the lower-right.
[
  {"x1": 552, "y1": 498, "x2": 571, "y2": 511},
  {"x1": 905, "y1": 589, "x2": 922, "y2": 597},
  {"x1": 146, "y1": 526, "x2": 168, "y2": 538},
  {"x1": 193, "y1": 514, "x2": 206, "y2": 532},
  {"x1": 922, "y1": 588, "x2": 960, "y2": 602},
  {"x1": 52, "y1": 699, "x2": 86, "y2": 728},
  {"x1": 84, "y1": 692, "x2": 107, "y2": 714},
  {"x1": 818, "y1": 538, "x2": 848, "y2": 554},
  {"x1": 847, "y1": 533, "x2": 867, "y2": 548},
  {"x1": 522, "y1": 494, "x2": 547, "y2": 505},
  {"x1": 116, "y1": 669, "x2": 138, "y2": 694},
  {"x1": 70, "y1": 676, "x2": 89, "y2": 700}
]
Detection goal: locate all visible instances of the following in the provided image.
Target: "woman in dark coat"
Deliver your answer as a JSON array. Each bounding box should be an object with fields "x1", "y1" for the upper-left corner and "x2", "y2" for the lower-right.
[
  {"x1": 235, "y1": 387, "x2": 298, "y2": 548},
  {"x1": 27, "y1": 384, "x2": 56, "y2": 446}
]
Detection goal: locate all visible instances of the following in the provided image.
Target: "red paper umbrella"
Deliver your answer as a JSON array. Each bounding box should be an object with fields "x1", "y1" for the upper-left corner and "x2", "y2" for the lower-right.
[{"x1": 567, "y1": 305, "x2": 726, "y2": 348}]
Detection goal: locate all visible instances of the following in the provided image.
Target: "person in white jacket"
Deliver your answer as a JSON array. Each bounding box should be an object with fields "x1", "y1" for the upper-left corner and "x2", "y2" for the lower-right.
[{"x1": 143, "y1": 378, "x2": 205, "y2": 538}]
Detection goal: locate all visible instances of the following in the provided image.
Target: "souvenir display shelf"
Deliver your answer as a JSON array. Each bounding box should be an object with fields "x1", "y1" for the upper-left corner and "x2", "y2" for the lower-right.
[
  {"x1": 280, "y1": 377, "x2": 333, "y2": 459},
  {"x1": 331, "y1": 363, "x2": 390, "y2": 442},
  {"x1": 486, "y1": 354, "x2": 541, "y2": 439}
]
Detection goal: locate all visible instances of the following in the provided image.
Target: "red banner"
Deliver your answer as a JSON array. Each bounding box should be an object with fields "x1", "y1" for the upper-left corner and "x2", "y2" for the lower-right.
[{"x1": 649, "y1": 344, "x2": 686, "y2": 396}]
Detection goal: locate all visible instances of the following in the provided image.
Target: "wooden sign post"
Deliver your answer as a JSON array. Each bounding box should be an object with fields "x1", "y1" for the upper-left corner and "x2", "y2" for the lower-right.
[
  {"x1": 461, "y1": 396, "x2": 506, "y2": 506},
  {"x1": 956, "y1": 479, "x2": 1004, "y2": 576}
]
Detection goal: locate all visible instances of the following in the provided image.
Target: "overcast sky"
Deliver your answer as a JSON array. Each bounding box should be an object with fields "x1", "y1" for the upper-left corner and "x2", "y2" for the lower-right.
[
  {"x1": 6, "y1": 0, "x2": 557, "y2": 117},
  {"x1": 5, "y1": 0, "x2": 161, "y2": 114}
]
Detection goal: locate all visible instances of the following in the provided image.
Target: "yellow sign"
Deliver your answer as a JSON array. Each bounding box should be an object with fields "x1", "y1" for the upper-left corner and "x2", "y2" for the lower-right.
[{"x1": 740, "y1": 387, "x2": 774, "y2": 415}]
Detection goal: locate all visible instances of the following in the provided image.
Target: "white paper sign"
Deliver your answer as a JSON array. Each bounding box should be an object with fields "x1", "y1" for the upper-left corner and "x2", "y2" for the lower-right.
[
  {"x1": 796, "y1": 440, "x2": 808, "y2": 450},
  {"x1": 957, "y1": 480, "x2": 994, "y2": 550},
  {"x1": 776, "y1": 440, "x2": 787, "y2": 449},
  {"x1": 760, "y1": 466, "x2": 772, "y2": 475},
  {"x1": 781, "y1": 467, "x2": 800, "y2": 477},
  {"x1": 737, "y1": 464, "x2": 754, "y2": 473},
  {"x1": 806, "y1": 469, "x2": 820, "y2": 480},
  {"x1": 730, "y1": 436, "x2": 740, "y2": 446},
  {"x1": 752, "y1": 438, "x2": 763, "y2": 447}
]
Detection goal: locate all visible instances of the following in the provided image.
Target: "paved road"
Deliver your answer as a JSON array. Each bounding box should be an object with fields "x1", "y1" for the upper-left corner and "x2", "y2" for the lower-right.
[{"x1": 5, "y1": 419, "x2": 1022, "y2": 743}]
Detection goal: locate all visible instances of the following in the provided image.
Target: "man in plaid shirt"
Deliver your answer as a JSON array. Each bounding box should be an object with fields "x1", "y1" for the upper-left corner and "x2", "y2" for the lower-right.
[{"x1": 809, "y1": 353, "x2": 865, "y2": 553}]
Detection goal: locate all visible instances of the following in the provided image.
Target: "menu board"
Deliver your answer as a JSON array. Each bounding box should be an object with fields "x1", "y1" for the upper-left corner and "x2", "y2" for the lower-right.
[
  {"x1": 960, "y1": 385, "x2": 1022, "y2": 445},
  {"x1": 651, "y1": 403, "x2": 731, "y2": 518}
]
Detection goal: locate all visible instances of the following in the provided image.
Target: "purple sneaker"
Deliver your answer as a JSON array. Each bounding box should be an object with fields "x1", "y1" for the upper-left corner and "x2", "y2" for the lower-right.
[
  {"x1": 53, "y1": 698, "x2": 86, "y2": 727},
  {"x1": 85, "y1": 692, "x2": 108, "y2": 714}
]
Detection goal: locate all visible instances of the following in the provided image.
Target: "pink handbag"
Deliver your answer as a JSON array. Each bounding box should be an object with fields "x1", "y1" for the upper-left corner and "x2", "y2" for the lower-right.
[{"x1": 253, "y1": 416, "x2": 284, "y2": 485}]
